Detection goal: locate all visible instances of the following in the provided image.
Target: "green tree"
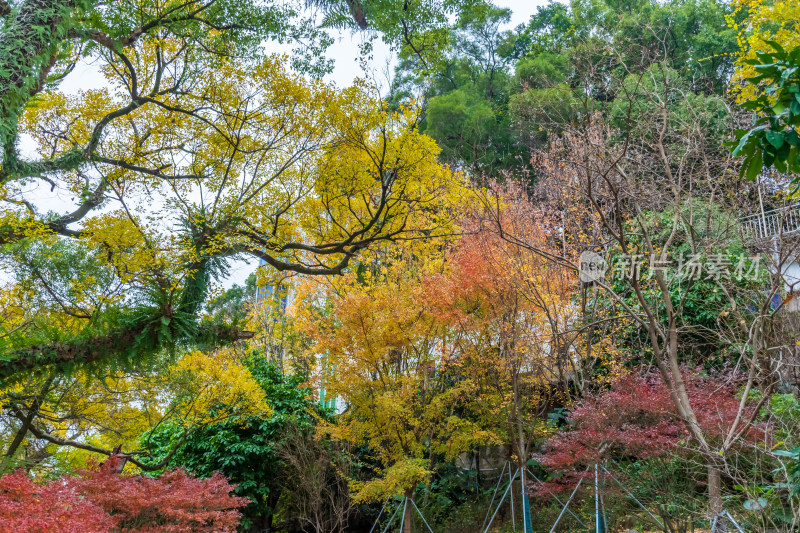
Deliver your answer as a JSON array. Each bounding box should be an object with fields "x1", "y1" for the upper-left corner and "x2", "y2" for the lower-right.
[
  {"x1": 728, "y1": 0, "x2": 799, "y2": 183},
  {"x1": 144, "y1": 356, "x2": 324, "y2": 532},
  {"x1": 393, "y1": 3, "x2": 526, "y2": 175},
  {"x1": 395, "y1": 0, "x2": 739, "y2": 176},
  {"x1": 204, "y1": 274, "x2": 258, "y2": 330}
]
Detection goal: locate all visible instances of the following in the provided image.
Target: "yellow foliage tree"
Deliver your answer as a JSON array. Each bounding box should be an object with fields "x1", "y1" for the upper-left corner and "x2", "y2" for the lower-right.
[
  {"x1": 295, "y1": 243, "x2": 492, "y2": 530},
  {"x1": 0, "y1": 345, "x2": 270, "y2": 472},
  {"x1": 729, "y1": 0, "x2": 800, "y2": 103},
  {"x1": 0, "y1": 46, "x2": 462, "y2": 378},
  {"x1": 433, "y1": 184, "x2": 590, "y2": 528}
]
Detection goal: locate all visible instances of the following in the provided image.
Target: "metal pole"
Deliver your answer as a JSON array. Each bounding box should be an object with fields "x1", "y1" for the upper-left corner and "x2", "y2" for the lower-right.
[
  {"x1": 602, "y1": 465, "x2": 665, "y2": 529},
  {"x1": 521, "y1": 465, "x2": 532, "y2": 533},
  {"x1": 481, "y1": 462, "x2": 508, "y2": 532},
  {"x1": 411, "y1": 499, "x2": 435, "y2": 533},
  {"x1": 601, "y1": 492, "x2": 609, "y2": 533},
  {"x1": 526, "y1": 468, "x2": 588, "y2": 528},
  {"x1": 723, "y1": 510, "x2": 746, "y2": 533},
  {"x1": 548, "y1": 476, "x2": 584, "y2": 533},
  {"x1": 484, "y1": 467, "x2": 521, "y2": 533},
  {"x1": 595, "y1": 464, "x2": 601, "y2": 533},
  {"x1": 381, "y1": 502, "x2": 403, "y2": 533},
  {"x1": 369, "y1": 498, "x2": 390, "y2": 533},
  {"x1": 509, "y1": 461, "x2": 516, "y2": 531}
]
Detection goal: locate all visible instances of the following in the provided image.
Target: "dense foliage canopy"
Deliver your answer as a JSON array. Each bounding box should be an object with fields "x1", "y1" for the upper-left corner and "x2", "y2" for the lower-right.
[{"x1": 2, "y1": 0, "x2": 800, "y2": 532}]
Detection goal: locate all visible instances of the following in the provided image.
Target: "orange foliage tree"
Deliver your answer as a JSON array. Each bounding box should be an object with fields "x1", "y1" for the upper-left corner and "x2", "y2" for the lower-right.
[
  {"x1": 433, "y1": 182, "x2": 590, "y2": 527},
  {"x1": 294, "y1": 243, "x2": 491, "y2": 532}
]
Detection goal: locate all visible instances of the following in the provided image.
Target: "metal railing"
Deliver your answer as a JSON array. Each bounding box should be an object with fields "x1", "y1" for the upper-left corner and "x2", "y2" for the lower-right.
[{"x1": 740, "y1": 203, "x2": 800, "y2": 241}]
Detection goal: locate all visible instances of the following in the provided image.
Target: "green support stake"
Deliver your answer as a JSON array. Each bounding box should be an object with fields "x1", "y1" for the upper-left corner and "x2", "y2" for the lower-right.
[
  {"x1": 594, "y1": 464, "x2": 607, "y2": 533},
  {"x1": 521, "y1": 465, "x2": 533, "y2": 533},
  {"x1": 523, "y1": 491, "x2": 533, "y2": 533}
]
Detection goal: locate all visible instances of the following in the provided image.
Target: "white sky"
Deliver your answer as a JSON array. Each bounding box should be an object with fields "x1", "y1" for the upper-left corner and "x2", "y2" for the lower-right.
[{"x1": 36, "y1": 0, "x2": 551, "y2": 289}]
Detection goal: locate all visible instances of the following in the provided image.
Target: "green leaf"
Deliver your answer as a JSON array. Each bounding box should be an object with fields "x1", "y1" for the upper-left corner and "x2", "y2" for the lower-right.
[
  {"x1": 775, "y1": 154, "x2": 788, "y2": 173},
  {"x1": 764, "y1": 40, "x2": 787, "y2": 55},
  {"x1": 745, "y1": 150, "x2": 763, "y2": 181},
  {"x1": 766, "y1": 130, "x2": 785, "y2": 149},
  {"x1": 764, "y1": 147, "x2": 776, "y2": 167},
  {"x1": 743, "y1": 497, "x2": 768, "y2": 511},
  {"x1": 773, "y1": 449, "x2": 800, "y2": 458},
  {"x1": 732, "y1": 128, "x2": 760, "y2": 156}
]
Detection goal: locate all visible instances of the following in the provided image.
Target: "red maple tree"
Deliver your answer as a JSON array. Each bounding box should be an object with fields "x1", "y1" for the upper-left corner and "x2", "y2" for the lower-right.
[
  {"x1": 535, "y1": 370, "x2": 769, "y2": 490},
  {"x1": 0, "y1": 460, "x2": 246, "y2": 533},
  {"x1": 0, "y1": 469, "x2": 111, "y2": 533}
]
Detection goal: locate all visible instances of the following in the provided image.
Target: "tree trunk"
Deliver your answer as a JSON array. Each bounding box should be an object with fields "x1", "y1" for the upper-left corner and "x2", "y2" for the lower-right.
[
  {"x1": 708, "y1": 465, "x2": 725, "y2": 533},
  {"x1": 475, "y1": 448, "x2": 481, "y2": 487},
  {"x1": 0, "y1": 0, "x2": 87, "y2": 175},
  {"x1": 402, "y1": 491, "x2": 414, "y2": 533},
  {"x1": 262, "y1": 489, "x2": 280, "y2": 533}
]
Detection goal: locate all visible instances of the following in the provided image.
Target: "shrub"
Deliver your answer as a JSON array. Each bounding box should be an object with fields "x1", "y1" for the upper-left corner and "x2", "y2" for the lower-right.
[{"x1": 0, "y1": 460, "x2": 246, "y2": 532}]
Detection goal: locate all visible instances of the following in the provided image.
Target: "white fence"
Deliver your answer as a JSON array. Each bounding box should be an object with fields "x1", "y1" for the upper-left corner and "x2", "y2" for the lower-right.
[{"x1": 741, "y1": 203, "x2": 800, "y2": 241}]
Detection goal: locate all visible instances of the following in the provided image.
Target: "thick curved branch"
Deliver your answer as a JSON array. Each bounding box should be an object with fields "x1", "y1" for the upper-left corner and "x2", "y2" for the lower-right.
[
  {"x1": 22, "y1": 418, "x2": 190, "y2": 471},
  {"x1": 2, "y1": 375, "x2": 57, "y2": 465}
]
